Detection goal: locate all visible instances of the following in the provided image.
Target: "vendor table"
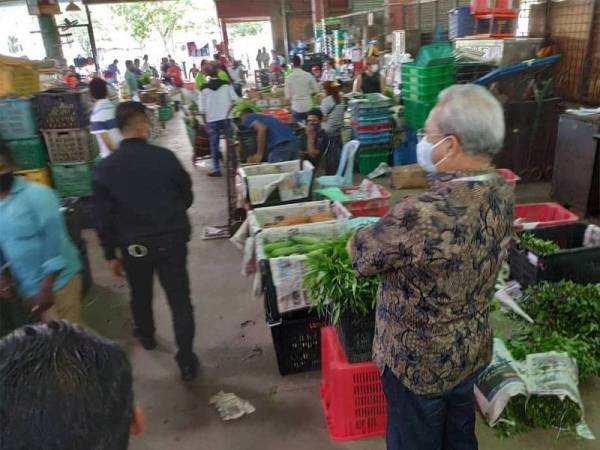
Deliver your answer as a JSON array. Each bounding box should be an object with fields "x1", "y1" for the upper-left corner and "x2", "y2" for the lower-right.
[{"x1": 551, "y1": 113, "x2": 600, "y2": 217}]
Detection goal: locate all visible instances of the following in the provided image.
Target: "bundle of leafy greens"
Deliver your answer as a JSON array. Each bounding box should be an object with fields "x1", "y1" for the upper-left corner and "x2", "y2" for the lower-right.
[
  {"x1": 517, "y1": 232, "x2": 560, "y2": 256},
  {"x1": 303, "y1": 232, "x2": 379, "y2": 324},
  {"x1": 495, "y1": 395, "x2": 582, "y2": 439}
]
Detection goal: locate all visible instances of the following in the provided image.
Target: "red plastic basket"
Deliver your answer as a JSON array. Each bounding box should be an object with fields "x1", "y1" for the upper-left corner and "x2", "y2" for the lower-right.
[
  {"x1": 262, "y1": 107, "x2": 290, "y2": 123},
  {"x1": 320, "y1": 327, "x2": 386, "y2": 441},
  {"x1": 496, "y1": 168, "x2": 521, "y2": 187},
  {"x1": 351, "y1": 121, "x2": 392, "y2": 132},
  {"x1": 513, "y1": 202, "x2": 579, "y2": 230},
  {"x1": 341, "y1": 185, "x2": 391, "y2": 217}
]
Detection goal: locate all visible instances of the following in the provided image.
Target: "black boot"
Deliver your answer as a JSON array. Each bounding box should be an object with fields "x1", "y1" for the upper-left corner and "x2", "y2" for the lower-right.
[{"x1": 176, "y1": 352, "x2": 199, "y2": 382}]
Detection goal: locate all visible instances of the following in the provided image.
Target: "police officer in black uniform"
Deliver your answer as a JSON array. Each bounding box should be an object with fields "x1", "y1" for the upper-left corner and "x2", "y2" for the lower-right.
[{"x1": 93, "y1": 101, "x2": 198, "y2": 381}]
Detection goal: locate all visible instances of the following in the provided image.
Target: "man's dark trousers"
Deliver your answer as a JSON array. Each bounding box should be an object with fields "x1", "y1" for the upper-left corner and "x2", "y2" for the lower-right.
[
  {"x1": 121, "y1": 241, "x2": 195, "y2": 365},
  {"x1": 381, "y1": 367, "x2": 479, "y2": 450}
]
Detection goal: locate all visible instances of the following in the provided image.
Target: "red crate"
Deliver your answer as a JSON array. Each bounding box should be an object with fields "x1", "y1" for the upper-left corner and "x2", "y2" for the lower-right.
[
  {"x1": 496, "y1": 168, "x2": 520, "y2": 187},
  {"x1": 262, "y1": 107, "x2": 290, "y2": 123},
  {"x1": 470, "y1": 0, "x2": 515, "y2": 15},
  {"x1": 341, "y1": 184, "x2": 391, "y2": 217},
  {"x1": 513, "y1": 202, "x2": 579, "y2": 230},
  {"x1": 320, "y1": 327, "x2": 386, "y2": 441},
  {"x1": 351, "y1": 121, "x2": 392, "y2": 132}
]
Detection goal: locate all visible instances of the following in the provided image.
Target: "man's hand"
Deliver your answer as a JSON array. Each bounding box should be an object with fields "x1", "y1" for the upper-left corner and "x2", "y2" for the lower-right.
[
  {"x1": 0, "y1": 274, "x2": 12, "y2": 300},
  {"x1": 248, "y1": 153, "x2": 262, "y2": 164},
  {"x1": 109, "y1": 259, "x2": 126, "y2": 278},
  {"x1": 26, "y1": 285, "x2": 54, "y2": 317}
]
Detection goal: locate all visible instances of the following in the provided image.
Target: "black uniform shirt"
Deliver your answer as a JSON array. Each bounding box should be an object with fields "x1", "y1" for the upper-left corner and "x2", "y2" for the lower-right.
[{"x1": 92, "y1": 138, "x2": 193, "y2": 260}]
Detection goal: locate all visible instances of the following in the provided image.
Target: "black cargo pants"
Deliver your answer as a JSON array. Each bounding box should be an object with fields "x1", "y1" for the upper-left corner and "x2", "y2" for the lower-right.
[{"x1": 121, "y1": 241, "x2": 195, "y2": 364}]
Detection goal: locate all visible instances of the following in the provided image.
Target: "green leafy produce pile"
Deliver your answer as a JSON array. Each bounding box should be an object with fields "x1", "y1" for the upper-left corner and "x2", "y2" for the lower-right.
[
  {"x1": 303, "y1": 232, "x2": 379, "y2": 323},
  {"x1": 232, "y1": 101, "x2": 261, "y2": 117},
  {"x1": 496, "y1": 395, "x2": 582, "y2": 439},
  {"x1": 517, "y1": 232, "x2": 560, "y2": 256}
]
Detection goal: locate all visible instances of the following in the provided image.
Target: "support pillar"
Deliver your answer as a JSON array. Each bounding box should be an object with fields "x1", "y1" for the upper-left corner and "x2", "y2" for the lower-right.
[{"x1": 38, "y1": 14, "x2": 64, "y2": 62}]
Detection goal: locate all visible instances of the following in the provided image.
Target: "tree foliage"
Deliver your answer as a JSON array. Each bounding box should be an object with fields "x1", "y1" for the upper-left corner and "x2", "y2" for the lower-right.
[
  {"x1": 111, "y1": 0, "x2": 194, "y2": 51},
  {"x1": 227, "y1": 22, "x2": 267, "y2": 38}
]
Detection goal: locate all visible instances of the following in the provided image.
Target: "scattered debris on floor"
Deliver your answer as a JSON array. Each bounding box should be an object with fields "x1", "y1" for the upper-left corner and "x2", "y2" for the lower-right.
[
  {"x1": 240, "y1": 319, "x2": 255, "y2": 328},
  {"x1": 209, "y1": 391, "x2": 256, "y2": 421},
  {"x1": 243, "y1": 345, "x2": 263, "y2": 360}
]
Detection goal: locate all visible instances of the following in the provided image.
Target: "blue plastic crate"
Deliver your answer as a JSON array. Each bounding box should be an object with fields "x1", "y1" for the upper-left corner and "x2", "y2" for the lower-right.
[
  {"x1": 0, "y1": 98, "x2": 37, "y2": 140},
  {"x1": 449, "y1": 6, "x2": 473, "y2": 40},
  {"x1": 393, "y1": 141, "x2": 417, "y2": 166}
]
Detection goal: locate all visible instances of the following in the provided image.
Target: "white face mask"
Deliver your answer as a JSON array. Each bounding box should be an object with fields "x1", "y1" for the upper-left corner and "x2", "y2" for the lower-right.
[
  {"x1": 370, "y1": 64, "x2": 379, "y2": 72},
  {"x1": 416, "y1": 136, "x2": 449, "y2": 173}
]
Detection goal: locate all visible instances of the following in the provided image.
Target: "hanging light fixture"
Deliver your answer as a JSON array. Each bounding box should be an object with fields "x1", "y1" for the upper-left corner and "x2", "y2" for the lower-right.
[{"x1": 66, "y1": 1, "x2": 81, "y2": 12}]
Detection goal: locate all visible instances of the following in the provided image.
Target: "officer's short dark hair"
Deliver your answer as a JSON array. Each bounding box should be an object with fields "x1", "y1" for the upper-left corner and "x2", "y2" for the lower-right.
[
  {"x1": 0, "y1": 139, "x2": 15, "y2": 167},
  {"x1": 307, "y1": 108, "x2": 323, "y2": 121},
  {"x1": 90, "y1": 77, "x2": 108, "y2": 100},
  {"x1": 0, "y1": 321, "x2": 134, "y2": 450},
  {"x1": 116, "y1": 101, "x2": 148, "y2": 131}
]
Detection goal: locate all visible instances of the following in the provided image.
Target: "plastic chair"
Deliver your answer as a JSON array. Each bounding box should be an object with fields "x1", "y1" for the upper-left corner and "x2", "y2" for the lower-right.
[{"x1": 316, "y1": 140, "x2": 360, "y2": 188}]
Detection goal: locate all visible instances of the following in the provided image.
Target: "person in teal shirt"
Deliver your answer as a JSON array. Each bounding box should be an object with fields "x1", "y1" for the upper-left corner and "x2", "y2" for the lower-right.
[
  {"x1": 124, "y1": 60, "x2": 139, "y2": 99},
  {"x1": 0, "y1": 142, "x2": 82, "y2": 322}
]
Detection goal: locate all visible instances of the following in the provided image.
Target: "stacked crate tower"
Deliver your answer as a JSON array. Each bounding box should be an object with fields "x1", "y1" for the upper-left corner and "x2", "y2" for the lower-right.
[
  {"x1": 34, "y1": 89, "x2": 95, "y2": 292},
  {"x1": 400, "y1": 51, "x2": 454, "y2": 164},
  {"x1": 350, "y1": 93, "x2": 392, "y2": 175}
]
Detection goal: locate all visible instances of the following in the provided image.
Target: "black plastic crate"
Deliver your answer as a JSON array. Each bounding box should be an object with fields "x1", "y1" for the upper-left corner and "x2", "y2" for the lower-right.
[
  {"x1": 268, "y1": 309, "x2": 327, "y2": 376},
  {"x1": 335, "y1": 310, "x2": 376, "y2": 363},
  {"x1": 455, "y1": 63, "x2": 495, "y2": 84},
  {"x1": 509, "y1": 223, "x2": 600, "y2": 288},
  {"x1": 34, "y1": 89, "x2": 90, "y2": 129},
  {"x1": 60, "y1": 197, "x2": 82, "y2": 245},
  {"x1": 78, "y1": 196, "x2": 96, "y2": 229}
]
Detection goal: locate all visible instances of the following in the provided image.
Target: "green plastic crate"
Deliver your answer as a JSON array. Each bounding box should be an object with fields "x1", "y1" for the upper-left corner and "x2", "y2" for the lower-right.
[
  {"x1": 401, "y1": 63, "x2": 454, "y2": 79},
  {"x1": 159, "y1": 106, "x2": 173, "y2": 122},
  {"x1": 6, "y1": 136, "x2": 47, "y2": 170},
  {"x1": 50, "y1": 161, "x2": 94, "y2": 197},
  {"x1": 357, "y1": 148, "x2": 389, "y2": 175},
  {"x1": 402, "y1": 80, "x2": 453, "y2": 102},
  {"x1": 415, "y1": 42, "x2": 454, "y2": 67},
  {"x1": 403, "y1": 98, "x2": 435, "y2": 130},
  {"x1": 402, "y1": 71, "x2": 454, "y2": 86}
]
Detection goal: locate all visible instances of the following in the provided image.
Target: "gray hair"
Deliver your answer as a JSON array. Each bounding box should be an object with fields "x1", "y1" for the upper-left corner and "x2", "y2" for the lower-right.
[{"x1": 433, "y1": 84, "x2": 505, "y2": 156}]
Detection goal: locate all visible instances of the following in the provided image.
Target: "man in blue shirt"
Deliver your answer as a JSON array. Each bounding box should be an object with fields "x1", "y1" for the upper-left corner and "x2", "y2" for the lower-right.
[
  {"x1": 240, "y1": 109, "x2": 299, "y2": 163},
  {"x1": 0, "y1": 142, "x2": 82, "y2": 323}
]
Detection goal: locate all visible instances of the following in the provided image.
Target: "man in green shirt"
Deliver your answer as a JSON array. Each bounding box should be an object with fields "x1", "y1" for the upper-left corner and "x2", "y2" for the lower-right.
[
  {"x1": 195, "y1": 61, "x2": 229, "y2": 90},
  {"x1": 124, "y1": 60, "x2": 139, "y2": 99}
]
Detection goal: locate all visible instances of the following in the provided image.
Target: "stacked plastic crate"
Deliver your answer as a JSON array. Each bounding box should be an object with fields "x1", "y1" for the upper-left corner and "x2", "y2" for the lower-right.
[
  {"x1": 34, "y1": 89, "x2": 94, "y2": 200},
  {"x1": 400, "y1": 43, "x2": 455, "y2": 164},
  {"x1": 350, "y1": 93, "x2": 392, "y2": 175},
  {"x1": 0, "y1": 98, "x2": 50, "y2": 185}
]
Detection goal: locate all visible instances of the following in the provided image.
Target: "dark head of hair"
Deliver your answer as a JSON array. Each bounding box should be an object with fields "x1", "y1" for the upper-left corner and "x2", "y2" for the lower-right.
[
  {"x1": 116, "y1": 101, "x2": 148, "y2": 131},
  {"x1": 323, "y1": 81, "x2": 340, "y2": 104},
  {"x1": 281, "y1": 63, "x2": 288, "y2": 70},
  {"x1": 134, "y1": 58, "x2": 140, "y2": 64},
  {"x1": 0, "y1": 321, "x2": 133, "y2": 450},
  {"x1": 307, "y1": 108, "x2": 323, "y2": 121},
  {"x1": 292, "y1": 55, "x2": 301, "y2": 67},
  {"x1": 0, "y1": 139, "x2": 16, "y2": 169},
  {"x1": 213, "y1": 53, "x2": 220, "y2": 61},
  {"x1": 89, "y1": 77, "x2": 108, "y2": 100},
  {"x1": 113, "y1": 59, "x2": 118, "y2": 64},
  {"x1": 125, "y1": 59, "x2": 133, "y2": 68}
]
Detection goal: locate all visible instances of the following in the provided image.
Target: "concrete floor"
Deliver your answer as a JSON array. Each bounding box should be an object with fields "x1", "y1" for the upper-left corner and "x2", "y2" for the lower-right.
[{"x1": 81, "y1": 115, "x2": 600, "y2": 450}]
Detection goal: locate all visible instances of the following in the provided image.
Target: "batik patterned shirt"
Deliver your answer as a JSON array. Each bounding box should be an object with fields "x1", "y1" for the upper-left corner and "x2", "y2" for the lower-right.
[{"x1": 349, "y1": 170, "x2": 514, "y2": 395}]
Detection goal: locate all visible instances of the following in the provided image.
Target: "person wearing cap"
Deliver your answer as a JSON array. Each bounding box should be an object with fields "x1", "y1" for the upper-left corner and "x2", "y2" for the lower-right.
[{"x1": 0, "y1": 141, "x2": 82, "y2": 323}]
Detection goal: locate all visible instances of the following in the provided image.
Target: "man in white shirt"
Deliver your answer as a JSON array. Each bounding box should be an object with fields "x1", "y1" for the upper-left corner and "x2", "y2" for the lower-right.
[
  {"x1": 200, "y1": 64, "x2": 238, "y2": 177},
  {"x1": 89, "y1": 78, "x2": 122, "y2": 158},
  {"x1": 320, "y1": 59, "x2": 337, "y2": 83},
  {"x1": 284, "y1": 55, "x2": 319, "y2": 123}
]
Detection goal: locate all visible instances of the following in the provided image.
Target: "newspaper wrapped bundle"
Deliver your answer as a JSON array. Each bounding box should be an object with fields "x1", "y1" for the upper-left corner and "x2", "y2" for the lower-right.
[{"x1": 475, "y1": 339, "x2": 594, "y2": 439}]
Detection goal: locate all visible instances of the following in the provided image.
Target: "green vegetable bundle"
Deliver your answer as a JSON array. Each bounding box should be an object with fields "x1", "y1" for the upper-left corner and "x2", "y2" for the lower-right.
[
  {"x1": 507, "y1": 331, "x2": 600, "y2": 379},
  {"x1": 496, "y1": 395, "x2": 582, "y2": 438},
  {"x1": 264, "y1": 235, "x2": 330, "y2": 258},
  {"x1": 232, "y1": 101, "x2": 260, "y2": 117},
  {"x1": 517, "y1": 232, "x2": 560, "y2": 256},
  {"x1": 303, "y1": 232, "x2": 379, "y2": 324},
  {"x1": 507, "y1": 281, "x2": 600, "y2": 379}
]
